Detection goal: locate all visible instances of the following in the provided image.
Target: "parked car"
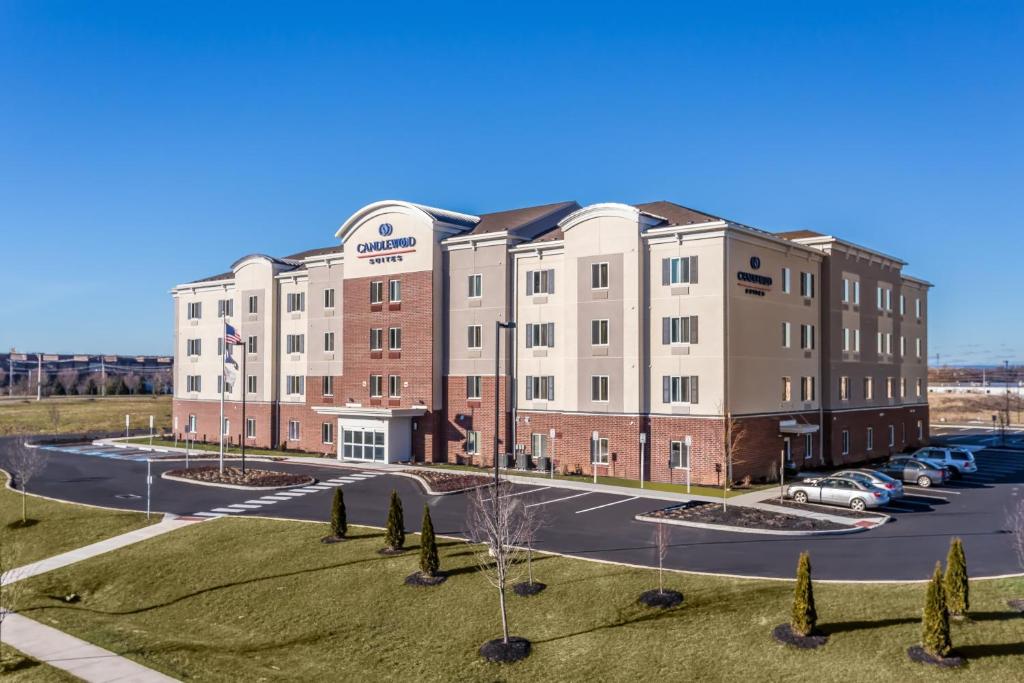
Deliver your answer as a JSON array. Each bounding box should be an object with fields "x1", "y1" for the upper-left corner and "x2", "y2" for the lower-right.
[
  {"x1": 833, "y1": 469, "x2": 905, "y2": 499},
  {"x1": 909, "y1": 446, "x2": 978, "y2": 478},
  {"x1": 785, "y1": 476, "x2": 890, "y2": 511},
  {"x1": 877, "y1": 457, "x2": 948, "y2": 488}
]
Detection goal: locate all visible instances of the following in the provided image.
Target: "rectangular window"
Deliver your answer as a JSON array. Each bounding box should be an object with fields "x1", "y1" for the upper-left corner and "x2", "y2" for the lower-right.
[
  {"x1": 388, "y1": 375, "x2": 401, "y2": 398},
  {"x1": 246, "y1": 375, "x2": 257, "y2": 394},
  {"x1": 842, "y1": 327, "x2": 850, "y2": 352},
  {"x1": 840, "y1": 376, "x2": 850, "y2": 401},
  {"x1": 853, "y1": 280, "x2": 860, "y2": 304},
  {"x1": 246, "y1": 417, "x2": 256, "y2": 439},
  {"x1": 324, "y1": 288, "x2": 335, "y2": 309},
  {"x1": 591, "y1": 262, "x2": 609, "y2": 289},
  {"x1": 782, "y1": 322, "x2": 791, "y2": 348},
  {"x1": 526, "y1": 269, "x2": 555, "y2": 295},
  {"x1": 389, "y1": 327, "x2": 402, "y2": 350},
  {"x1": 799, "y1": 272, "x2": 815, "y2": 298},
  {"x1": 286, "y1": 334, "x2": 305, "y2": 354},
  {"x1": 800, "y1": 376, "x2": 816, "y2": 402},
  {"x1": 369, "y1": 375, "x2": 383, "y2": 398},
  {"x1": 900, "y1": 335, "x2": 906, "y2": 356},
  {"x1": 324, "y1": 331, "x2": 335, "y2": 352},
  {"x1": 466, "y1": 430, "x2": 480, "y2": 455},
  {"x1": 885, "y1": 288, "x2": 892, "y2": 310},
  {"x1": 915, "y1": 337, "x2": 922, "y2": 358},
  {"x1": 218, "y1": 299, "x2": 234, "y2": 318},
  {"x1": 888, "y1": 425, "x2": 895, "y2": 447},
  {"x1": 665, "y1": 316, "x2": 698, "y2": 345},
  {"x1": 864, "y1": 376, "x2": 874, "y2": 399},
  {"x1": 591, "y1": 319, "x2": 609, "y2": 345},
  {"x1": 323, "y1": 376, "x2": 334, "y2": 396},
  {"x1": 370, "y1": 328, "x2": 383, "y2": 351},
  {"x1": 217, "y1": 337, "x2": 223, "y2": 357},
  {"x1": 525, "y1": 322, "x2": 554, "y2": 348},
  {"x1": 524, "y1": 375, "x2": 555, "y2": 401},
  {"x1": 782, "y1": 376, "x2": 792, "y2": 401},
  {"x1": 187, "y1": 302, "x2": 202, "y2": 320},
  {"x1": 467, "y1": 325, "x2": 482, "y2": 349},
  {"x1": 288, "y1": 420, "x2": 300, "y2": 441},
  {"x1": 468, "y1": 274, "x2": 482, "y2": 298},
  {"x1": 842, "y1": 278, "x2": 850, "y2": 303},
  {"x1": 666, "y1": 375, "x2": 699, "y2": 404},
  {"x1": 222, "y1": 417, "x2": 230, "y2": 437},
  {"x1": 187, "y1": 338, "x2": 202, "y2": 356},
  {"x1": 466, "y1": 376, "x2": 482, "y2": 400},
  {"x1": 668, "y1": 256, "x2": 697, "y2": 285},
  {"x1": 186, "y1": 414, "x2": 197, "y2": 433},
  {"x1": 877, "y1": 332, "x2": 884, "y2": 354},
  {"x1": 899, "y1": 294, "x2": 905, "y2": 316},
  {"x1": 877, "y1": 286, "x2": 884, "y2": 310},
  {"x1": 800, "y1": 324, "x2": 815, "y2": 350},
  {"x1": 841, "y1": 430, "x2": 850, "y2": 455},
  {"x1": 247, "y1": 336, "x2": 257, "y2": 354},
  {"x1": 370, "y1": 281, "x2": 383, "y2": 305},
  {"x1": 669, "y1": 439, "x2": 690, "y2": 469},
  {"x1": 591, "y1": 436, "x2": 609, "y2": 464},
  {"x1": 915, "y1": 298, "x2": 922, "y2": 319},
  {"x1": 866, "y1": 427, "x2": 874, "y2": 451},
  {"x1": 286, "y1": 292, "x2": 306, "y2": 313},
  {"x1": 916, "y1": 378, "x2": 923, "y2": 398},
  {"x1": 781, "y1": 267, "x2": 791, "y2": 294},
  {"x1": 900, "y1": 376, "x2": 906, "y2": 398},
  {"x1": 591, "y1": 375, "x2": 609, "y2": 402},
  {"x1": 248, "y1": 295, "x2": 258, "y2": 314},
  {"x1": 531, "y1": 433, "x2": 548, "y2": 459},
  {"x1": 917, "y1": 420, "x2": 923, "y2": 440},
  {"x1": 854, "y1": 328, "x2": 861, "y2": 352},
  {"x1": 886, "y1": 377, "x2": 895, "y2": 399},
  {"x1": 217, "y1": 375, "x2": 223, "y2": 394},
  {"x1": 286, "y1": 375, "x2": 305, "y2": 395},
  {"x1": 389, "y1": 279, "x2": 401, "y2": 302},
  {"x1": 322, "y1": 422, "x2": 334, "y2": 445},
  {"x1": 186, "y1": 375, "x2": 202, "y2": 392}
]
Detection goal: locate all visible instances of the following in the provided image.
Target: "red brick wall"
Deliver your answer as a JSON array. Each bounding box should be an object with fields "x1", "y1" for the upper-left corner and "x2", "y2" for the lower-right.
[
  {"x1": 443, "y1": 375, "x2": 510, "y2": 466},
  {"x1": 172, "y1": 398, "x2": 273, "y2": 450},
  {"x1": 823, "y1": 404, "x2": 929, "y2": 466}
]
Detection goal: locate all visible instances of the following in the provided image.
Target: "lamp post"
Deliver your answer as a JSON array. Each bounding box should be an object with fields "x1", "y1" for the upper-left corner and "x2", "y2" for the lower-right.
[
  {"x1": 591, "y1": 430, "x2": 599, "y2": 484},
  {"x1": 1004, "y1": 360, "x2": 1010, "y2": 447},
  {"x1": 494, "y1": 320, "x2": 516, "y2": 489}
]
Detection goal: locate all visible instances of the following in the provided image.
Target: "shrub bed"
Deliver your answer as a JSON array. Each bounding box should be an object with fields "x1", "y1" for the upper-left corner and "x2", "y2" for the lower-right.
[
  {"x1": 642, "y1": 501, "x2": 847, "y2": 532},
  {"x1": 402, "y1": 468, "x2": 490, "y2": 493},
  {"x1": 164, "y1": 466, "x2": 313, "y2": 488}
]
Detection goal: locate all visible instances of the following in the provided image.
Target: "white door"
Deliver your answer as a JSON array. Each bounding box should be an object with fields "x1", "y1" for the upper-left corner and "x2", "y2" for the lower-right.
[{"x1": 342, "y1": 427, "x2": 386, "y2": 462}]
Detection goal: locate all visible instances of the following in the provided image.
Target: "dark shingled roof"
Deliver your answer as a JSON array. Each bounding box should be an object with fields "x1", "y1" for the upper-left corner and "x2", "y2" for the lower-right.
[
  {"x1": 634, "y1": 201, "x2": 723, "y2": 227},
  {"x1": 775, "y1": 230, "x2": 826, "y2": 241},
  {"x1": 469, "y1": 201, "x2": 579, "y2": 239},
  {"x1": 191, "y1": 271, "x2": 234, "y2": 283},
  {"x1": 282, "y1": 245, "x2": 344, "y2": 261}
]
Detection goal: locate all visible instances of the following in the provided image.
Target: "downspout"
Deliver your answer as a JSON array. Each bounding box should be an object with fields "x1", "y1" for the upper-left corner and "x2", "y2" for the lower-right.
[
  {"x1": 723, "y1": 230, "x2": 731, "y2": 486},
  {"x1": 817, "y1": 256, "x2": 825, "y2": 465}
]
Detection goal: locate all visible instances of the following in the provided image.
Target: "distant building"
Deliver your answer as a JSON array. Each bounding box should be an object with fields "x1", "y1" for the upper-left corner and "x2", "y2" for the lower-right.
[{"x1": 0, "y1": 352, "x2": 173, "y2": 394}]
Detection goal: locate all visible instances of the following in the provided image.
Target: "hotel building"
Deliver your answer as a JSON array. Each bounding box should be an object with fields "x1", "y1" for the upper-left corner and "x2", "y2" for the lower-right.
[{"x1": 171, "y1": 199, "x2": 931, "y2": 485}]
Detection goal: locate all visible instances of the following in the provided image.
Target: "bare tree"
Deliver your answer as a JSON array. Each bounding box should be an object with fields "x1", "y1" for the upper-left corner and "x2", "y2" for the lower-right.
[
  {"x1": 122, "y1": 373, "x2": 141, "y2": 395},
  {"x1": 5, "y1": 441, "x2": 51, "y2": 524},
  {"x1": 654, "y1": 521, "x2": 671, "y2": 595},
  {"x1": 45, "y1": 403, "x2": 61, "y2": 433},
  {"x1": 714, "y1": 402, "x2": 749, "y2": 512},
  {"x1": 465, "y1": 482, "x2": 533, "y2": 646},
  {"x1": 152, "y1": 370, "x2": 172, "y2": 396},
  {"x1": 57, "y1": 368, "x2": 78, "y2": 395},
  {"x1": 519, "y1": 500, "x2": 544, "y2": 591}
]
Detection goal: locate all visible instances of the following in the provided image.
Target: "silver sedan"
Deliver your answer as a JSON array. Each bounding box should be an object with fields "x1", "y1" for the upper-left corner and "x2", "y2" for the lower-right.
[
  {"x1": 834, "y1": 469, "x2": 905, "y2": 499},
  {"x1": 785, "y1": 476, "x2": 890, "y2": 511}
]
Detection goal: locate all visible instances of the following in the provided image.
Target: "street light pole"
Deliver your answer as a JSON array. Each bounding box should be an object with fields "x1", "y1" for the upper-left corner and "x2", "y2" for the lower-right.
[
  {"x1": 1005, "y1": 360, "x2": 1010, "y2": 447},
  {"x1": 493, "y1": 320, "x2": 516, "y2": 490}
]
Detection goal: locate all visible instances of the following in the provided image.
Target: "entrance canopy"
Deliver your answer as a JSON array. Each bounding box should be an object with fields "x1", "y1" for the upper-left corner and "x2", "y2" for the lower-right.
[
  {"x1": 779, "y1": 419, "x2": 819, "y2": 435},
  {"x1": 313, "y1": 405, "x2": 428, "y2": 464}
]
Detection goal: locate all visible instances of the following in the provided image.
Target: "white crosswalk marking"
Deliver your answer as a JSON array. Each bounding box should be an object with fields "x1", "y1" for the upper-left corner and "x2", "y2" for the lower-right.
[
  {"x1": 246, "y1": 499, "x2": 275, "y2": 505},
  {"x1": 211, "y1": 507, "x2": 243, "y2": 513},
  {"x1": 194, "y1": 512, "x2": 224, "y2": 517},
  {"x1": 228, "y1": 504, "x2": 263, "y2": 509}
]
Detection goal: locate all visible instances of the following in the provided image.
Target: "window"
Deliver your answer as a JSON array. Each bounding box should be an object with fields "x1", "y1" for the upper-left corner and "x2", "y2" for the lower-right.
[
  {"x1": 222, "y1": 417, "x2": 230, "y2": 436},
  {"x1": 591, "y1": 262, "x2": 609, "y2": 289},
  {"x1": 886, "y1": 376, "x2": 895, "y2": 399},
  {"x1": 246, "y1": 417, "x2": 256, "y2": 439},
  {"x1": 286, "y1": 334, "x2": 305, "y2": 354},
  {"x1": 900, "y1": 335, "x2": 906, "y2": 356},
  {"x1": 902, "y1": 422, "x2": 906, "y2": 443},
  {"x1": 842, "y1": 328, "x2": 850, "y2": 352},
  {"x1": 324, "y1": 331, "x2": 335, "y2": 352},
  {"x1": 247, "y1": 336, "x2": 258, "y2": 354},
  {"x1": 864, "y1": 376, "x2": 874, "y2": 399},
  {"x1": 782, "y1": 322, "x2": 791, "y2": 348},
  {"x1": 666, "y1": 256, "x2": 697, "y2": 285},
  {"x1": 915, "y1": 298, "x2": 922, "y2": 319},
  {"x1": 841, "y1": 430, "x2": 850, "y2": 455},
  {"x1": 840, "y1": 376, "x2": 850, "y2": 401},
  {"x1": 899, "y1": 294, "x2": 905, "y2": 316},
  {"x1": 800, "y1": 324, "x2": 815, "y2": 350},
  {"x1": 670, "y1": 439, "x2": 690, "y2": 469},
  {"x1": 187, "y1": 302, "x2": 202, "y2": 320},
  {"x1": 186, "y1": 375, "x2": 202, "y2": 392},
  {"x1": 525, "y1": 375, "x2": 554, "y2": 401},
  {"x1": 781, "y1": 267, "x2": 791, "y2": 294},
  {"x1": 466, "y1": 376, "x2": 482, "y2": 400},
  {"x1": 389, "y1": 279, "x2": 401, "y2": 302},
  {"x1": 218, "y1": 299, "x2": 234, "y2": 318},
  {"x1": 467, "y1": 325, "x2": 482, "y2": 349},
  {"x1": 389, "y1": 327, "x2": 402, "y2": 350},
  {"x1": 323, "y1": 376, "x2": 334, "y2": 396},
  {"x1": 217, "y1": 375, "x2": 224, "y2": 394},
  {"x1": 525, "y1": 322, "x2": 554, "y2": 348},
  {"x1": 286, "y1": 375, "x2": 305, "y2": 395},
  {"x1": 369, "y1": 375, "x2": 383, "y2": 398},
  {"x1": 246, "y1": 375, "x2": 257, "y2": 394},
  {"x1": 888, "y1": 424, "x2": 895, "y2": 447},
  {"x1": 885, "y1": 288, "x2": 892, "y2": 310},
  {"x1": 288, "y1": 420, "x2": 300, "y2": 441},
  {"x1": 187, "y1": 338, "x2": 202, "y2": 356},
  {"x1": 468, "y1": 274, "x2": 482, "y2": 298},
  {"x1": 526, "y1": 269, "x2": 555, "y2": 295},
  {"x1": 591, "y1": 375, "x2": 609, "y2": 402},
  {"x1": 591, "y1": 436, "x2": 609, "y2": 464},
  {"x1": 915, "y1": 337, "x2": 922, "y2": 358},
  {"x1": 916, "y1": 378, "x2": 923, "y2": 398},
  {"x1": 853, "y1": 280, "x2": 860, "y2": 304},
  {"x1": 866, "y1": 427, "x2": 874, "y2": 451},
  {"x1": 877, "y1": 332, "x2": 884, "y2": 354},
  {"x1": 917, "y1": 420, "x2": 923, "y2": 440},
  {"x1": 782, "y1": 376, "x2": 792, "y2": 401},
  {"x1": 324, "y1": 288, "x2": 335, "y2": 309},
  {"x1": 466, "y1": 430, "x2": 480, "y2": 454},
  {"x1": 217, "y1": 337, "x2": 223, "y2": 357},
  {"x1": 286, "y1": 292, "x2": 305, "y2": 313},
  {"x1": 842, "y1": 278, "x2": 850, "y2": 303},
  {"x1": 370, "y1": 281, "x2": 384, "y2": 305},
  {"x1": 800, "y1": 376, "x2": 816, "y2": 402},
  {"x1": 532, "y1": 433, "x2": 548, "y2": 458},
  {"x1": 664, "y1": 375, "x2": 699, "y2": 404},
  {"x1": 900, "y1": 377, "x2": 906, "y2": 398},
  {"x1": 388, "y1": 375, "x2": 401, "y2": 398},
  {"x1": 248, "y1": 295, "x2": 258, "y2": 314},
  {"x1": 370, "y1": 328, "x2": 383, "y2": 351},
  {"x1": 186, "y1": 414, "x2": 197, "y2": 434},
  {"x1": 322, "y1": 422, "x2": 334, "y2": 445},
  {"x1": 799, "y1": 272, "x2": 815, "y2": 298},
  {"x1": 591, "y1": 319, "x2": 609, "y2": 346},
  {"x1": 876, "y1": 286, "x2": 883, "y2": 310},
  {"x1": 664, "y1": 316, "x2": 698, "y2": 345}
]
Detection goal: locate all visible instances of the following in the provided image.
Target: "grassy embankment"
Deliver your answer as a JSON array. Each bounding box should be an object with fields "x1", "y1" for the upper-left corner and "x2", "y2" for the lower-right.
[{"x1": 0, "y1": 396, "x2": 172, "y2": 437}]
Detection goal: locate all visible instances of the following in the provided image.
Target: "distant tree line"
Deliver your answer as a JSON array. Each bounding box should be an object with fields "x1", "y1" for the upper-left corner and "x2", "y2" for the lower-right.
[{"x1": 0, "y1": 367, "x2": 172, "y2": 397}]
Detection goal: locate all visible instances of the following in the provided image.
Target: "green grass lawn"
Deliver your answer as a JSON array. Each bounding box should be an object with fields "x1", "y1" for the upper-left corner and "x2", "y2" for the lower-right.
[
  {"x1": 0, "y1": 644, "x2": 78, "y2": 682},
  {"x1": 1, "y1": 473, "x2": 157, "y2": 566},
  {"x1": 0, "y1": 396, "x2": 172, "y2": 436},
  {"x1": 121, "y1": 436, "x2": 299, "y2": 458},
  {"x1": 14, "y1": 517, "x2": 1024, "y2": 681}
]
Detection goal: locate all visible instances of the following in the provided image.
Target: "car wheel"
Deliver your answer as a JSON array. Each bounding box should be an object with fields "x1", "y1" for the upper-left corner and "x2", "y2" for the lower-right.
[
  {"x1": 917, "y1": 476, "x2": 932, "y2": 488},
  {"x1": 794, "y1": 491, "x2": 808, "y2": 504},
  {"x1": 850, "y1": 498, "x2": 866, "y2": 511}
]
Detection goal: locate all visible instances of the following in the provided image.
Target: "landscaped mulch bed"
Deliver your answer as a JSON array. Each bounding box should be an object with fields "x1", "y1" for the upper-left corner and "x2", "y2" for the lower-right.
[
  {"x1": 513, "y1": 581, "x2": 546, "y2": 597},
  {"x1": 643, "y1": 501, "x2": 847, "y2": 532},
  {"x1": 638, "y1": 589, "x2": 683, "y2": 609},
  {"x1": 405, "y1": 571, "x2": 448, "y2": 587},
  {"x1": 402, "y1": 468, "x2": 491, "y2": 493},
  {"x1": 765, "y1": 498, "x2": 883, "y2": 519},
  {"x1": 165, "y1": 466, "x2": 313, "y2": 488},
  {"x1": 907, "y1": 645, "x2": 966, "y2": 668},
  {"x1": 772, "y1": 624, "x2": 828, "y2": 649},
  {"x1": 479, "y1": 636, "x2": 531, "y2": 663}
]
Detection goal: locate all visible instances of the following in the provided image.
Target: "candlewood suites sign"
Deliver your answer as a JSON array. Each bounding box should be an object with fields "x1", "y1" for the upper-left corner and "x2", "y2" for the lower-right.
[
  {"x1": 356, "y1": 223, "x2": 418, "y2": 264},
  {"x1": 737, "y1": 255, "x2": 771, "y2": 297}
]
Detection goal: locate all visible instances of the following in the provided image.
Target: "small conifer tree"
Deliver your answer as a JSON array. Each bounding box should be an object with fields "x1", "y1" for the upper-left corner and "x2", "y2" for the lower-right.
[
  {"x1": 944, "y1": 537, "x2": 969, "y2": 617},
  {"x1": 791, "y1": 551, "x2": 817, "y2": 637},
  {"x1": 419, "y1": 505, "x2": 440, "y2": 577},
  {"x1": 330, "y1": 488, "x2": 347, "y2": 539},
  {"x1": 385, "y1": 490, "x2": 405, "y2": 550},
  {"x1": 922, "y1": 562, "x2": 952, "y2": 657}
]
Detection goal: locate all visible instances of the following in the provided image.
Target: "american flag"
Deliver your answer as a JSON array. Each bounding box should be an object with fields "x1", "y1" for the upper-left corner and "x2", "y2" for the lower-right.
[{"x1": 224, "y1": 323, "x2": 242, "y2": 345}]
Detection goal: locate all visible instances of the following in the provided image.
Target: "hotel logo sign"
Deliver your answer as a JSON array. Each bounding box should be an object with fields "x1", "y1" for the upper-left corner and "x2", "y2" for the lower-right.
[
  {"x1": 737, "y1": 255, "x2": 771, "y2": 297},
  {"x1": 356, "y1": 223, "x2": 417, "y2": 264}
]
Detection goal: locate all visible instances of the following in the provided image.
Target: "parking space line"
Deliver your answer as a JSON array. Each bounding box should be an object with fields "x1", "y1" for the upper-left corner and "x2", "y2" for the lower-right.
[
  {"x1": 525, "y1": 492, "x2": 592, "y2": 508},
  {"x1": 905, "y1": 486, "x2": 959, "y2": 495},
  {"x1": 904, "y1": 492, "x2": 952, "y2": 501},
  {"x1": 575, "y1": 496, "x2": 638, "y2": 514}
]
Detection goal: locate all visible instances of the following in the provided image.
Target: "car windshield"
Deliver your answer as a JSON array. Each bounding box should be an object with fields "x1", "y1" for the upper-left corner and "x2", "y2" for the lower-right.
[{"x1": 861, "y1": 470, "x2": 897, "y2": 484}]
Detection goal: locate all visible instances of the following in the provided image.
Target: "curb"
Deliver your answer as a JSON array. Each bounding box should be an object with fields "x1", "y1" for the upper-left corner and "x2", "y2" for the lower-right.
[
  {"x1": 160, "y1": 471, "x2": 316, "y2": 491},
  {"x1": 389, "y1": 470, "x2": 492, "y2": 496},
  {"x1": 633, "y1": 513, "x2": 869, "y2": 537},
  {"x1": 755, "y1": 501, "x2": 890, "y2": 529}
]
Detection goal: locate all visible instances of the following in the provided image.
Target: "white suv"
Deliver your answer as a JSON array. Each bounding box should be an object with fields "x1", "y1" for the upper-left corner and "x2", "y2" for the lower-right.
[{"x1": 910, "y1": 446, "x2": 978, "y2": 478}]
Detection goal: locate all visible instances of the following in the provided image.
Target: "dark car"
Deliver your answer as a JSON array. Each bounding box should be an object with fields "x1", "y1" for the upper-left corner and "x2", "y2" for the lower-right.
[{"x1": 877, "y1": 457, "x2": 948, "y2": 488}]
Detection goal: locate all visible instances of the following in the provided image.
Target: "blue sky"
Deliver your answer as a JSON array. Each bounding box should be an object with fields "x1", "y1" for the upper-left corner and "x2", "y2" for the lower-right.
[{"x1": 1, "y1": 1, "x2": 1021, "y2": 364}]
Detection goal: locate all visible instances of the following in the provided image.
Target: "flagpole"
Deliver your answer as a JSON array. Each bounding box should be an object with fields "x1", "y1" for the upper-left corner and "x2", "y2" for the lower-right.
[
  {"x1": 219, "y1": 319, "x2": 225, "y2": 475},
  {"x1": 241, "y1": 349, "x2": 247, "y2": 475}
]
